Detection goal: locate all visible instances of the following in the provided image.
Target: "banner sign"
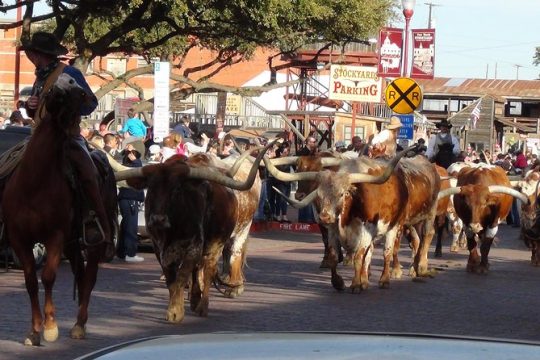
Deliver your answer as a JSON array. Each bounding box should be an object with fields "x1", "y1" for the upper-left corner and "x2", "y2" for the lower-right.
[
  {"x1": 153, "y1": 61, "x2": 170, "y2": 143},
  {"x1": 397, "y1": 114, "x2": 414, "y2": 140},
  {"x1": 226, "y1": 94, "x2": 242, "y2": 115},
  {"x1": 411, "y1": 29, "x2": 435, "y2": 79},
  {"x1": 328, "y1": 65, "x2": 382, "y2": 103},
  {"x1": 377, "y1": 27, "x2": 403, "y2": 78}
]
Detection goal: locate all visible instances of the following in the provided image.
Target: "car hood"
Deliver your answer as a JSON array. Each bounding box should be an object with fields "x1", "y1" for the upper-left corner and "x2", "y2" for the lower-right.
[{"x1": 75, "y1": 332, "x2": 540, "y2": 360}]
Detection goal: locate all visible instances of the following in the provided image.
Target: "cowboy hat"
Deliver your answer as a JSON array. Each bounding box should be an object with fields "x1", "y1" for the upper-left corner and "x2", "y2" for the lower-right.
[
  {"x1": 436, "y1": 119, "x2": 453, "y2": 129},
  {"x1": 20, "y1": 31, "x2": 68, "y2": 56},
  {"x1": 386, "y1": 116, "x2": 403, "y2": 130}
]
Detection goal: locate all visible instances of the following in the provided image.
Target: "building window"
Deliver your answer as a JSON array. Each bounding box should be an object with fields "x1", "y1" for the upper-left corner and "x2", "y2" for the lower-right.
[
  {"x1": 106, "y1": 58, "x2": 127, "y2": 77},
  {"x1": 423, "y1": 99, "x2": 448, "y2": 112},
  {"x1": 344, "y1": 126, "x2": 365, "y2": 144}
]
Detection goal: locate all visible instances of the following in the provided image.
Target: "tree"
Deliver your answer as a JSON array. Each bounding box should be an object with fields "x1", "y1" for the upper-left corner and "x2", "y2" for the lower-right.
[
  {"x1": 0, "y1": 0, "x2": 395, "y2": 110},
  {"x1": 534, "y1": 46, "x2": 540, "y2": 78}
]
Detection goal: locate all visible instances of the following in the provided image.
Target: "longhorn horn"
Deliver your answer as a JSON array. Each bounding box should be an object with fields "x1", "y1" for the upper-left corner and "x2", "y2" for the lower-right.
[
  {"x1": 320, "y1": 157, "x2": 343, "y2": 167},
  {"x1": 348, "y1": 144, "x2": 417, "y2": 184},
  {"x1": 488, "y1": 185, "x2": 530, "y2": 204},
  {"x1": 263, "y1": 155, "x2": 318, "y2": 181},
  {"x1": 88, "y1": 140, "x2": 131, "y2": 172},
  {"x1": 115, "y1": 140, "x2": 276, "y2": 190},
  {"x1": 226, "y1": 146, "x2": 264, "y2": 178},
  {"x1": 437, "y1": 187, "x2": 462, "y2": 201},
  {"x1": 273, "y1": 186, "x2": 317, "y2": 209}
]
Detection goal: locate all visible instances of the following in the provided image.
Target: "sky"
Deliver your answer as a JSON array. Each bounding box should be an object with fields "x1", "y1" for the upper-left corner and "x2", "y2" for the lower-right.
[
  {"x1": 2, "y1": 0, "x2": 539, "y2": 81},
  {"x1": 400, "y1": 0, "x2": 540, "y2": 80}
]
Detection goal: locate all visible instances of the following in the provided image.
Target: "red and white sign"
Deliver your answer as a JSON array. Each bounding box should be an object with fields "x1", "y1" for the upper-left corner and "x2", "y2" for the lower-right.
[
  {"x1": 411, "y1": 29, "x2": 436, "y2": 79},
  {"x1": 328, "y1": 65, "x2": 382, "y2": 103},
  {"x1": 377, "y1": 27, "x2": 403, "y2": 78}
]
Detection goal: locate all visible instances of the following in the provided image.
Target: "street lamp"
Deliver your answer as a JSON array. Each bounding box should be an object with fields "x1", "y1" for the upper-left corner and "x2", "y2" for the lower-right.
[{"x1": 401, "y1": 0, "x2": 416, "y2": 77}]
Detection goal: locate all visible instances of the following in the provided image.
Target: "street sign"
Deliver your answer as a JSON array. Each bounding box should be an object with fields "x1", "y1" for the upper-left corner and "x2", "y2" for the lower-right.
[
  {"x1": 396, "y1": 114, "x2": 414, "y2": 140},
  {"x1": 385, "y1": 77, "x2": 423, "y2": 114}
]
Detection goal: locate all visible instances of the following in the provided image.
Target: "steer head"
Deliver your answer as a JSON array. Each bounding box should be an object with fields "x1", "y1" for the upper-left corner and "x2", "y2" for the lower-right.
[
  {"x1": 316, "y1": 171, "x2": 355, "y2": 225},
  {"x1": 515, "y1": 170, "x2": 540, "y2": 231}
]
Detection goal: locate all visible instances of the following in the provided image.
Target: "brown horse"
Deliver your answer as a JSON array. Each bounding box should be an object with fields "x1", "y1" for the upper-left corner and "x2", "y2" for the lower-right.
[{"x1": 2, "y1": 73, "x2": 115, "y2": 346}]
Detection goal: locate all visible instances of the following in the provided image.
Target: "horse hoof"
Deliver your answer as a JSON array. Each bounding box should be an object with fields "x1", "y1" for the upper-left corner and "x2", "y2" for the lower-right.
[
  {"x1": 70, "y1": 324, "x2": 85, "y2": 340},
  {"x1": 24, "y1": 331, "x2": 41, "y2": 346},
  {"x1": 44, "y1": 326, "x2": 59, "y2": 342}
]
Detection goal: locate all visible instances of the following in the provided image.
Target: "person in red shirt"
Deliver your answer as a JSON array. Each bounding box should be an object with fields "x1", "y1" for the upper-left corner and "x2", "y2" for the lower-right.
[{"x1": 513, "y1": 150, "x2": 528, "y2": 173}]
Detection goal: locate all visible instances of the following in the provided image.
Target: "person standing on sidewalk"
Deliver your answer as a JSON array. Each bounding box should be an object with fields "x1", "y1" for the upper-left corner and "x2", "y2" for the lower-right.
[{"x1": 117, "y1": 144, "x2": 145, "y2": 262}]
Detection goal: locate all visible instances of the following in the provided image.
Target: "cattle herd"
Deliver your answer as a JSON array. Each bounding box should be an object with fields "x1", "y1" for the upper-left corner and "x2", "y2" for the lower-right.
[
  {"x1": 7, "y1": 115, "x2": 540, "y2": 344},
  {"x1": 114, "y1": 144, "x2": 540, "y2": 324}
]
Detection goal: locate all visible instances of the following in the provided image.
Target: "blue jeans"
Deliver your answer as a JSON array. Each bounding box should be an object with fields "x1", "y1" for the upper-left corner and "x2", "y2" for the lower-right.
[
  {"x1": 118, "y1": 199, "x2": 139, "y2": 257},
  {"x1": 254, "y1": 179, "x2": 269, "y2": 221}
]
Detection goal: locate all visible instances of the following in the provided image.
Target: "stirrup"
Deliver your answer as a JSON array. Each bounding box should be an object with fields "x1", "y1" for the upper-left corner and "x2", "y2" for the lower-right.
[{"x1": 82, "y1": 211, "x2": 106, "y2": 247}]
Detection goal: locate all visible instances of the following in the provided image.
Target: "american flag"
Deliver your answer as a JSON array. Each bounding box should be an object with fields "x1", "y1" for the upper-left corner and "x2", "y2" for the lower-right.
[{"x1": 470, "y1": 99, "x2": 482, "y2": 129}]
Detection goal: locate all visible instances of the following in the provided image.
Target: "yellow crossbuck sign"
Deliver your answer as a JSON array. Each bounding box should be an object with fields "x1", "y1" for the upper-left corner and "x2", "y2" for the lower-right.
[{"x1": 385, "y1": 77, "x2": 423, "y2": 114}]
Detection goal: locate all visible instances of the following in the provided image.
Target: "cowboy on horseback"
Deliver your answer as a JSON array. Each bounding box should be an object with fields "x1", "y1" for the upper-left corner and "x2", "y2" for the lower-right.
[{"x1": 20, "y1": 32, "x2": 110, "y2": 246}]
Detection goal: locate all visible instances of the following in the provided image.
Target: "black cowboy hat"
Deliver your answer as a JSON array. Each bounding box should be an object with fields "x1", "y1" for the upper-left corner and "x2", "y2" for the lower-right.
[
  {"x1": 436, "y1": 119, "x2": 453, "y2": 129},
  {"x1": 20, "y1": 31, "x2": 68, "y2": 56}
]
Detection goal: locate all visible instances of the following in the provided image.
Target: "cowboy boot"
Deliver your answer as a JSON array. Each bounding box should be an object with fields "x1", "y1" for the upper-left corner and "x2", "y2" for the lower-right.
[{"x1": 68, "y1": 142, "x2": 111, "y2": 246}]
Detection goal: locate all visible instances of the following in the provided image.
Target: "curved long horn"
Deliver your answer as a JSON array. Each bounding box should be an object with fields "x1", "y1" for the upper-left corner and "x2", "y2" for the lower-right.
[
  {"x1": 88, "y1": 140, "x2": 131, "y2": 172},
  {"x1": 269, "y1": 156, "x2": 299, "y2": 166},
  {"x1": 115, "y1": 141, "x2": 275, "y2": 190},
  {"x1": 263, "y1": 155, "x2": 318, "y2": 181},
  {"x1": 437, "y1": 187, "x2": 462, "y2": 201},
  {"x1": 273, "y1": 186, "x2": 317, "y2": 209},
  {"x1": 226, "y1": 146, "x2": 264, "y2": 177},
  {"x1": 348, "y1": 144, "x2": 417, "y2": 184},
  {"x1": 488, "y1": 185, "x2": 529, "y2": 204}
]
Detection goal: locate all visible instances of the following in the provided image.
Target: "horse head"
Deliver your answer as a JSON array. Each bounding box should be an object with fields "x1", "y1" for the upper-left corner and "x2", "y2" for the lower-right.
[{"x1": 44, "y1": 73, "x2": 95, "y2": 130}]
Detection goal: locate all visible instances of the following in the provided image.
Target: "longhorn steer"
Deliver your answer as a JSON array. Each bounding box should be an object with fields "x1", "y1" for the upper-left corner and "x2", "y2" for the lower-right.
[
  {"x1": 117, "y1": 148, "x2": 266, "y2": 323},
  {"x1": 438, "y1": 164, "x2": 528, "y2": 273},
  {"x1": 295, "y1": 152, "x2": 344, "y2": 267},
  {"x1": 316, "y1": 154, "x2": 440, "y2": 291},
  {"x1": 515, "y1": 170, "x2": 540, "y2": 266}
]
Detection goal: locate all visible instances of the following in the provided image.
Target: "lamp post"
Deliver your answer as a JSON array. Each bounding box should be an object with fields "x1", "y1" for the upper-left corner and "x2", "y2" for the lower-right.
[{"x1": 401, "y1": 0, "x2": 416, "y2": 77}]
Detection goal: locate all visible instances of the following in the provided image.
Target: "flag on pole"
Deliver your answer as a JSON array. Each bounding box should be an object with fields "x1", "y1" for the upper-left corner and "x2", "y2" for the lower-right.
[{"x1": 470, "y1": 99, "x2": 482, "y2": 129}]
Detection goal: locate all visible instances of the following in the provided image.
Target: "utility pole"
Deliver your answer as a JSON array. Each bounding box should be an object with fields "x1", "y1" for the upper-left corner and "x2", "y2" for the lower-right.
[
  {"x1": 425, "y1": 2, "x2": 441, "y2": 29},
  {"x1": 514, "y1": 64, "x2": 523, "y2": 80}
]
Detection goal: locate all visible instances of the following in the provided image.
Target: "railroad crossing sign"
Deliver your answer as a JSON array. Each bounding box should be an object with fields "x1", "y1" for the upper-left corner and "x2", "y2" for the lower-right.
[{"x1": 385, "y1": 77, "x2": 423, "y2": 114}]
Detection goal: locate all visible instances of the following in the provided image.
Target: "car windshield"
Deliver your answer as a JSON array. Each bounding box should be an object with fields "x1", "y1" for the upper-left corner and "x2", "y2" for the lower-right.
[{"x1": 2, "y1": 1, "x2": 540, "y2": 359}]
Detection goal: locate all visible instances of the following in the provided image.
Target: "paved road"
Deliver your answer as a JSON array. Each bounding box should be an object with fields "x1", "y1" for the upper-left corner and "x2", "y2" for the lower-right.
[{"x1": 1, "y1": 224, "x2": 539, "y2": 359}]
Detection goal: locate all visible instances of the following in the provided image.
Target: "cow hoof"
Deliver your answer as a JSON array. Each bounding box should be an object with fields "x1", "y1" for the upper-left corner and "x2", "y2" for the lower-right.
[
  {"x1": 350, "y1": 283, "x2": 367, "y2": 293},
  {"x1": 331, "y1": 275, "x2": 345, "y2": 291},
  {"x1": 70, "y1": 324, "x2": 86, "y2": 340},
  {"x1": 342, "y1": 255, "x2": 353, "y2": 266},
  {"x1": 408, "y1": 266, "x2": 417, "y2": 278},
  {"x1": 319, "y1": 259, "x2": 330, "y2": 269},
  {"x1": 24, "y1": 330, "x2": 41, "y2": 346},
  {"x1": 391, "y1": 268, "x2": 403, "y2": 280},
  {"x1": 378, "y1": 281, "x2": 390, "y2": 289},
  {"x1": 166, "y1": 308, "x2": 185, "y2": 323},
  {"x1": 43, "y1": 325, "x2": 59, "y2": 342},
  {"x1": 476, "y1": 265, "x2": 489, "y2": 274},
  {"x1": 450, "y1": 245, "x2": 459, "y2": 253},
  {"x1": 193, "y1": 298, "x2": 209, "y2": 317},
  {"x1": 224, "y1": 285, "x2": 244, "y2": 298}
]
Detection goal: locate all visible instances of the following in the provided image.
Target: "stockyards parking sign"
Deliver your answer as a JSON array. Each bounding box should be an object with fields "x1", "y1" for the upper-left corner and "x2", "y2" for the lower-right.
[{"x1": 329, "y1": 65, "x2": 382, "y2": 103}]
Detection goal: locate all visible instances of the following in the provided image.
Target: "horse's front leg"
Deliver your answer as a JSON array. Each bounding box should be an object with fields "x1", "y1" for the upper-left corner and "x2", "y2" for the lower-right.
[
  {"x1": 11, "y1": 237, "x2": 43, "y2": 346},
  {"x1": 41, "y1": 232, "x2": 64, "y2": 343},
  {"x1": 69, "y1": 242, "x2": 101, "y2": 340}
]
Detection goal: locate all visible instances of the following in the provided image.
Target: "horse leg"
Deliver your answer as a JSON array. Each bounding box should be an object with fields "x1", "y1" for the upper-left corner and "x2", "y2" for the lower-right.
[
  {"x1": 66, "y1": 243, "x2": 100, "y2": 339},
  {"x1": 11, "y1": 237, "x2": 42, "y2": 346},
  {"x1": 41, "y1": 233, "x2": 64, "y2": 343}
]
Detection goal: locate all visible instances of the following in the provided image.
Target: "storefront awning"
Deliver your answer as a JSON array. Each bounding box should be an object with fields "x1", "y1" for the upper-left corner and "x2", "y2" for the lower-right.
[{"x1": 495, "y1": 117, "x2": 536, "y2": 133}]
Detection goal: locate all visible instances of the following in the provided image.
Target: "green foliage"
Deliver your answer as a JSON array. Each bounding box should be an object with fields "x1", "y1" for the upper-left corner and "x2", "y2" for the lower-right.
[{"x1": 5, "y1": 0, "x2": 395, "y2": 96}]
